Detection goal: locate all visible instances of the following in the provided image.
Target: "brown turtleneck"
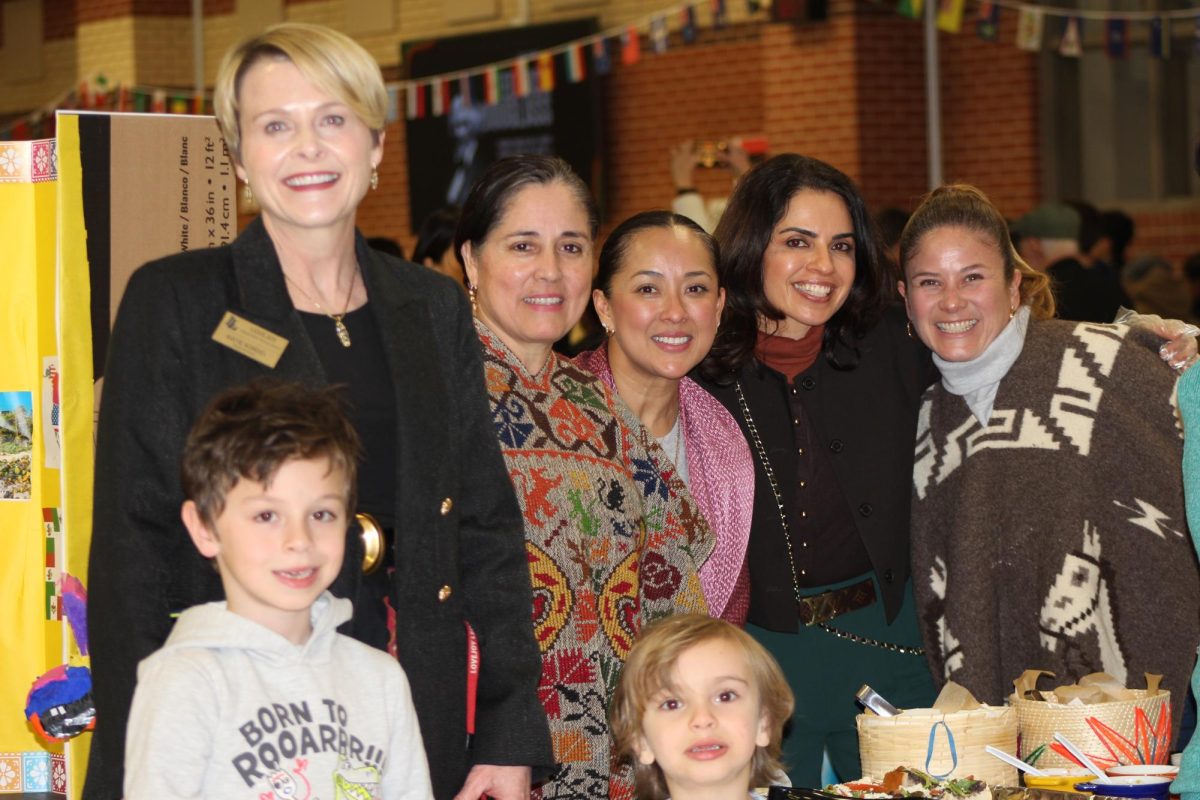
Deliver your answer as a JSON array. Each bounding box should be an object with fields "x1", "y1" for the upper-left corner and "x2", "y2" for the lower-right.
[{"x1": 755, "y1": 325, "x2": 824, "y2": 380}]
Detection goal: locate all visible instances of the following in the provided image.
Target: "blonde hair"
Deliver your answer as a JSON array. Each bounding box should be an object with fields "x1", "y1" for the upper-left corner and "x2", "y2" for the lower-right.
[
  {"x1": 610, "y1": 615, "x2": 794, "y2": 800},
  {"x1": 899, "y1": 183, "x2": 1056, "y2": 321},
  {"x1": 213, "y1": 22, "x2": 387, "y2": 162}
]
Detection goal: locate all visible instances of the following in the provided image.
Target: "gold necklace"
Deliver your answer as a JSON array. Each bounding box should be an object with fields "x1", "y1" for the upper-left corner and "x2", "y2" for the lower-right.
[{"x1": 284, "y1": 268, "x2": 358, "y2": 347}]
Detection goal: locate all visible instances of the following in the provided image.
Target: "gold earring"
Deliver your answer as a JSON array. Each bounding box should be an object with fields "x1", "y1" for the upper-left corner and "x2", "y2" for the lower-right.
[
  {"x1": 1009, "y1": 305, "x2": 1017, "y2": 319},
  {"x1": 906, "y1": 320, "x2": 915, "y2": 339},
  {"x1": 370, "y1": 167, "x2": 379, "y2": 191},
  {"x1": 243, "y1": 182, "x2": 253, "y2": 205},
  {"x1": 602, "y1": 322, "x2": 613, "y2": 336},
  {"x1": 468, "y1": 284, "x2": 478, "y2": 316}
]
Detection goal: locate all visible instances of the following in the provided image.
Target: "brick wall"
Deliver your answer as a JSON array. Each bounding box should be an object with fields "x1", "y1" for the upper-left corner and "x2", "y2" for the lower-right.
[
  {"x1": 854, "y1": 5, "x2": 928, "y2": 210},
  {"x1": 44, "y1": 0, "x2": 75, "y2": 39},
  {"x1": 1130, "y1": 205, "x2": 1200, "y2": 267},
  {"x1": 762, "y1": 14, "x2": 861, "y2": 176},
  {"x1": 603, "y1": 26, "x2": 764, "y2": 233},
  {"x1": 939, "y1": 9, "x2": 1041, "y2": 219},
  {"x1": 76, "y1": 0, "x2": 193, "y2": 25},
  {"x1": 355, "y1": 117, "x2": 413, "y2": 249}
]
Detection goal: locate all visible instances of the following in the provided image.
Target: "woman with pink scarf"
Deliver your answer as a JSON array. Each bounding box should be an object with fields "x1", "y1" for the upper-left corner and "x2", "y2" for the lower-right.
[{"x1": 577, "y1": 210, "x2": 753, "y2": 622}]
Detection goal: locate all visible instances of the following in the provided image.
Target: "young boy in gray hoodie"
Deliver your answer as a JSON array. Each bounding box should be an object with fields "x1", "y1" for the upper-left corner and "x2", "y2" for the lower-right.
[{"x1": 123, "y1": 381, "x2": 434, "y2": 800}]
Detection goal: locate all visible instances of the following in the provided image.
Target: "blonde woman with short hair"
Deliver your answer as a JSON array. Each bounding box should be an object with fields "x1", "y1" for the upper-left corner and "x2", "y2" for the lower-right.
[{"x1": 85, "y1": 23, "x2": 551, "y2": 800}]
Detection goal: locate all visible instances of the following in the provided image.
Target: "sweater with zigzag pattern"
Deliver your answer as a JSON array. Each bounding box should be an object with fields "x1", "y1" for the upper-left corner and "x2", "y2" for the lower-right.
[{"x1": 911, "y1": 319, "x2": 1199, "y2": 728}]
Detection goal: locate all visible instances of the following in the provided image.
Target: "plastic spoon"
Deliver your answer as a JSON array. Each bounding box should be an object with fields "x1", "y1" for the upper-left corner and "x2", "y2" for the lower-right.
[
  {"x1": 986, "y1": 745, "x2": 1049, "y2": 777},
  {"x1": 1053, "y1": 732, "x2": 1109, "y2": 781}
]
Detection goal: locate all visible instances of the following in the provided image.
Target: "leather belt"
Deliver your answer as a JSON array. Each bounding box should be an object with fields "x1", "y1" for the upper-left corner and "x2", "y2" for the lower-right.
[{"x1": 797, "y1": 577, "x2": 876, "y2": 626}]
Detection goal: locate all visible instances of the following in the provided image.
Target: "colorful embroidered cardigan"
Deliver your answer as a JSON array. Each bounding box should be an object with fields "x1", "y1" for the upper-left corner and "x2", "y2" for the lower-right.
[
  {"x1": 911, "y1": 320, "x2": 1200, "y2": 720},
  {"x1": 476, "y1": 323, "x2": 713, "y2": 800},
  {"x1": 576, "y1": 345, "x2": 754, "y2": 622}
]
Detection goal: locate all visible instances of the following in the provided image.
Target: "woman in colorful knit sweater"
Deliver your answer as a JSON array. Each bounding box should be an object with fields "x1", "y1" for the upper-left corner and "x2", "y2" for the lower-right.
[
  {"x1": 899, "y1": 184, "x2": 1200, "y2": 724},
  {"x1": 454, "y1": 156, "x2": 714, "y2": 799},
  {"x1": 578, "y1": 210, "x2": 754, "y2": 625}
]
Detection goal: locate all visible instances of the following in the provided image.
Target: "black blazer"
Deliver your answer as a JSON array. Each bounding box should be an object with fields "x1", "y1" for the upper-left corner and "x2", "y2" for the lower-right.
[
  {"x1": 700, "y1": 306, "x2": 934, "y2": 628},
  {"x1": 84, "y1": 219, "x2": 553, "y2": 800}
]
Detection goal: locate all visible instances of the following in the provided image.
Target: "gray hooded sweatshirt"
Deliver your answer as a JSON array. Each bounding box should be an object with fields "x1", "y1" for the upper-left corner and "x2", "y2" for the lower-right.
[{"x1": 124, "y1": 593, "x2": 434, "y2": 800}]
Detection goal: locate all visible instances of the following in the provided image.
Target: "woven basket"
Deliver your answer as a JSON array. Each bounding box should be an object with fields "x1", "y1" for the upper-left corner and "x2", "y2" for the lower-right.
[
  {"x1": 857, "y1": 707, "x2": 1019, "y2": 786},
  {"x1": 1011, "y1": 689, "x2": 1172, "y2": 769}
]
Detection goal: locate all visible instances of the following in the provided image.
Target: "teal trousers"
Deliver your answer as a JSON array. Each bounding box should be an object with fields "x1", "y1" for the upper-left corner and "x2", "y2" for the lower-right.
[{"x1": 747, "y1": 575, "x2": 937, "y2": 788}]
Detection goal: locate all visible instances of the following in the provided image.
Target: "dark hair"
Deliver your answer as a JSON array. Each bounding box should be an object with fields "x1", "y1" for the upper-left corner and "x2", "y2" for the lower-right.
[
  {"x1": 699, "y1": 153, "x2": 889, "y2": 381},
  {"x1": 412, "y1": 206, "x2": 460, "y2": 266},
  {"x1": 1099, "y1": 209, "x2": 1134, "y2": 268},
  {"x1": 454, "y1": 155, "x2": 600, "y2": 268},
  {"x1": 900, "y1": 184, "x2": 1055, "y2": 320},
  {"x1": 367, "y1": 236, "x2": 404, "y2": 260},
  {"x1": 1064, "y1": 200, "x2": 1104, "y2": 254},
  {"x1": 595, "y1": 210, "x2": 719, "y2": 295},
  {"x1": 875, "y1": 207, "x2": 911, "y2": 252},
  {"x1": 1184, "y1": 252, "x2": 1200, "y2": 282},
  {"x1": 181, "y1": 380, "x2": 361, "y2": 528}
]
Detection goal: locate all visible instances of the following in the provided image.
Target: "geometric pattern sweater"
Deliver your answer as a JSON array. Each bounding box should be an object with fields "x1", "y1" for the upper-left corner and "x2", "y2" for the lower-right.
[
  {"x1": 476, "y1": 323, "x2": 712, "y2": 799},
  {"x1": 911, "y1": 319, "x2": 1200, "y2": 717}
]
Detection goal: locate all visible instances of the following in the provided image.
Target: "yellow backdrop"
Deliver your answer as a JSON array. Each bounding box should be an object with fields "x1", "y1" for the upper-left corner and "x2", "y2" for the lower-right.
[{"x1": 1, "y1": 112, "x2": 232, "y2": 798}]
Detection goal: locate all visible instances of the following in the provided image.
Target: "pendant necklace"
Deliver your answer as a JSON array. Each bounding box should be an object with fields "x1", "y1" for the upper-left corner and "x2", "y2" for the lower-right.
[{"x1": 285, "y1": 267, "x2": 358, "y2": 347}]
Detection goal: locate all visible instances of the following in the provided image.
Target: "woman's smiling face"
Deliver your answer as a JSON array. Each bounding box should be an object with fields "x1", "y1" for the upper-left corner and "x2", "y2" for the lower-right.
[
  {"x1": 900, "y1": 225, "x2": 1022, "y2": 362},
  {"x1": 462, "y1": 180, "x2": 594, "y2": 372},
  {"x1": 234, "y1": 57, "x2": 381, "y2": 239},
  {"x1": 759, "y1": 189, "x2": 857, "y2": 339},
  {"x1": 594, "y1": 225, "x2": 725, "y2": 385}
]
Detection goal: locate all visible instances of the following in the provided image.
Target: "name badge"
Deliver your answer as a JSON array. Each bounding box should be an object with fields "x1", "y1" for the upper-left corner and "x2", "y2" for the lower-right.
[{"x1": 211, "y1": 312, "x2": 288, "y2": 368}]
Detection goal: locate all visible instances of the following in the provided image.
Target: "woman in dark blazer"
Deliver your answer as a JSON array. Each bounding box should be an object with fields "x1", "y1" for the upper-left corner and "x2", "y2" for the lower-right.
[{"x1": 84, "y1": 23, "x2": 551, "y2": 800}]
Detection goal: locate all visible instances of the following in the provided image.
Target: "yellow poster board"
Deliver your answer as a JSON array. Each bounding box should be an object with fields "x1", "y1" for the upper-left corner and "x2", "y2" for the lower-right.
[
  {"x1": 0, "y1": 138, "x2": 70, "y2": 793},
  {"x1": 0, "y1": 112, "x2": 234, "y2": 798}
]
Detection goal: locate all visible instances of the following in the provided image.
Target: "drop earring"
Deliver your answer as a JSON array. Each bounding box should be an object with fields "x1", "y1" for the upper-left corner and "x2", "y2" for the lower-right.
[
  {"x1": 1009, "y1": 305, "x2": 1017, "y2": 319},
  {"x1": 468, "y1": 284, "x2": 478, "y2": 317},
  {"x1": 906, "y1": 320, "x2": 915, "y2": 339},
  {"x1": 243, "y1": 182, "x2": 253, "y2": 205},
  {"x1": 370, "y1": 167, "x2": 379, "y2": 191}
]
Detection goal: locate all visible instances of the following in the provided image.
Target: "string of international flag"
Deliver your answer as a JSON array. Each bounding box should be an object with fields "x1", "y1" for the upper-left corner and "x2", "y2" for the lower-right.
[
  {"x1": 901, "y1": 0, "x2": 1200, "y2": 58},
  {"x1": 397, "y1": 0, "x2": 752, "y2": 120}
]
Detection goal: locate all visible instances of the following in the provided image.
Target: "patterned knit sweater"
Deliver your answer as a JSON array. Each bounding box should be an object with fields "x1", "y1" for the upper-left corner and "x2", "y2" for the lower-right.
[
  {"x1": 575, "y1": 345, "x2": 754, "y2": 623},
  {"x1": 476, "y1": 323, "x2": 713, "y2": 800},
  {"x1": 911, "y1": 319, "x2": 1200, "y2": 714}
]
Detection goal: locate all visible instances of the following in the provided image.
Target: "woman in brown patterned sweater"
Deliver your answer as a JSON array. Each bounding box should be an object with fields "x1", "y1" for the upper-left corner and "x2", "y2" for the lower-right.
[
  {"x1": 453, "y1": 155, "x2": 714, "y2": 799},
  {"x1": 898, "y1": 184, "x2": 1200, "y2": 728}
]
